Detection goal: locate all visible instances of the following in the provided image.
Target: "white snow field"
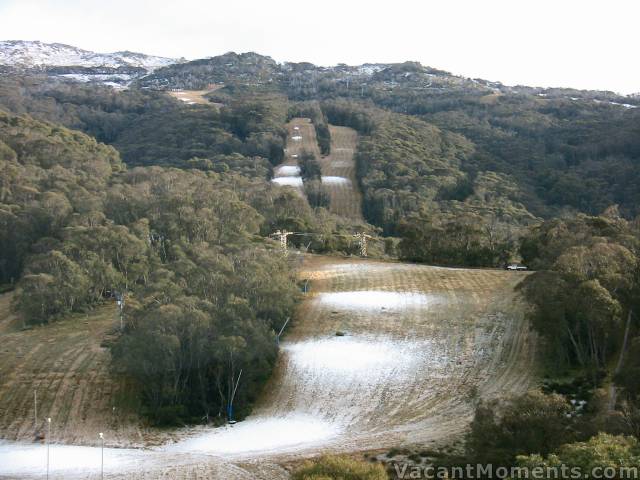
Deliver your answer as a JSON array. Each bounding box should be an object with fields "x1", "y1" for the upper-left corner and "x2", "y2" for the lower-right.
[
  {"x1": 0, "y1": 441, "x2": 143, "y2": 477},
  {"x1": 317, "y1": 290, "x2": 436, "y2": 311},
  {"x1": 0, "y1": 40, "x2": 181, "y2": 88},
  {"x1": 271, "y1": 176, "x2": 303, "y2": 187},
  {"x1": 284, "y1": 336, "x2": 436, "y2": 379},
  {"x1": 274, "y1": 165, "x2": 301, "y2": 177},
  {"x1": 164, "y1": 414, "x2": 340, "y2": 455}
]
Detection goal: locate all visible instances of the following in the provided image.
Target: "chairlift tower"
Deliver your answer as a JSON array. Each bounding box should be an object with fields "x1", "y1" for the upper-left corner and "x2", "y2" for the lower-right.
[
  {"x1": 354, "y1": 232, "x2": 372, "y2": 257},
  {"x1": 116, "y1": 291, "x2": 125, "y2": 331},
  {"x1": 273, "y1": 230, "x2": 293, "y2": 255}
]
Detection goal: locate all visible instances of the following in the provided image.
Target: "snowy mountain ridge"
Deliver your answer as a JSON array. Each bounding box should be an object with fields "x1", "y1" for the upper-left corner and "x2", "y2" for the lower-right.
[{"x1": 0, "y1": 40, "x2": 178, "y2": 71}]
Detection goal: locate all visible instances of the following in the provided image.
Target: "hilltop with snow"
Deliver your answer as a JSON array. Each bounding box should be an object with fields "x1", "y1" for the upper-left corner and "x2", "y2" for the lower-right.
[
  {"x1": 0, "y1": 40, "x2": 182, "y2": 87},
  {"x1": 0, "y1": 40, "x2": 177, "y2": 70}
]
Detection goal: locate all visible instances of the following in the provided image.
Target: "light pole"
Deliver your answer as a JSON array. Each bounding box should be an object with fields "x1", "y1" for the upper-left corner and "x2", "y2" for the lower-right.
[
  {"x1": 33, "y1": 390, "x2": 37, "y2": 435},
  {"x1": 99, "y1": 432, "x2": 104, "y2": 480},
  {"x1": 46, "y1": 417, "x2": 51, "y2": 480},
  {"x1": 276, "y1": 317, "x2": 291, "y2": 346},
  {"x1": 227, "y1": 369, "x2": 243, "y2": 424},
  {"x1": 116, "y1": 291, "x2": 125, "y2": 331}
]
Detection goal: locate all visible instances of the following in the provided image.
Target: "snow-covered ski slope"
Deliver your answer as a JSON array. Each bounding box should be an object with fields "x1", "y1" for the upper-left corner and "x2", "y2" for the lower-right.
[{"x1": 0, "y1": 256, "x2": 535, "y2": 479}]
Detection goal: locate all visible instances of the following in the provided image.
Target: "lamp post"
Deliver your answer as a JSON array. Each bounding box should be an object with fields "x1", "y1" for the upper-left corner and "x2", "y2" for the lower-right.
[
  {"x1": 276, "y1": 317, "x2": 291, "y2": 346},
  {"x1": 99, "y1": 432, "x2": 104, "y2": 480},
  {"x1": 33, "y1": 390, "x2": 37, "y2": 435},
  {"x1": 46, "y1": 417, "x2": 51, "y2": 480}
]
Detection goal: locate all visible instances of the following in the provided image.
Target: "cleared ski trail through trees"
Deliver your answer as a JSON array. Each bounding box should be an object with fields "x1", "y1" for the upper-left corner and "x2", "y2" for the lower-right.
[
  {"x1": 242, "y1": 257, "x2": 536, "y2": 454},
  {"x1": 273, "y1": 118, "x2": 363, "y2": 221},
  {"x1": 319, "y1": 125, "x2": 364, "y2": 221},
  {"x1": 167, "y1": 85, "x2": 224, "y2": 107},
  {"x1": 0, "y1": 295, "x2": 143, "y2": 448},
  {"x1": 271, "y1": 118, "x2": 316, "y2": 196}
]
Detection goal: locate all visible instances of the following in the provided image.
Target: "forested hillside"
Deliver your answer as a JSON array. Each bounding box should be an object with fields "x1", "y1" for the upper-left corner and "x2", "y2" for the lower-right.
[
  {"x1": 0, "y1": 109, "x2": 123, "y2": 284},
  {"x1": 0, "y1": 76, "x2": 287, "y2": 171},
  {"x1": 124, "y1": 54, "x2": 640, "y2": 268},
  {"x1": 122, "y1": 53, "x2": 640, "y2": 461},
  {"x1": 447, "y1": 212, "x2": 640, "y2": 473},
  {"x1": 136, "y1": 51, "x2": 280, "y2": 90},
  {"x1": 1, "y1": 52, "x2": 639, "y2": 448},
  {"x1": 0, "y1": 110, "x2": 301, "y2": 424},
  {"x1": 0, "y1": 94, "x2": 375, "y2": 425},
  {"x1": 3, "y1": 58, "x2": 639, "y2": 235},
  {"x1": 318, "y1": 74, "x2": 640, "y2": 218}
]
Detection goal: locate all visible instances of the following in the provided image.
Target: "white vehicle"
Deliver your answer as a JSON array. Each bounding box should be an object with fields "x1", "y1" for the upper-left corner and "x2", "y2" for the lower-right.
[{"x1": 506, "y1": 264, "x2": 528, "y2": 271}]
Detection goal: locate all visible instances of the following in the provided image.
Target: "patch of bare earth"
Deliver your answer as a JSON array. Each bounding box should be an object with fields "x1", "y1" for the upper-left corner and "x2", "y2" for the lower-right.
[{"x1": 167, "y1": 84, "x2": 224, "y2": 107}]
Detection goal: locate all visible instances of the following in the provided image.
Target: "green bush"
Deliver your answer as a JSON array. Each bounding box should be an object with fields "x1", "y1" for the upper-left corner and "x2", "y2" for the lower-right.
[
  {"x1": 466, "y1": 391, "x2": 574, "y2": 466},
  {"x1": 517, "y1": 433, "x2": 640, "y2": 474},
  {"x1": 293, "y1": 456, "x2": 388, "y2": 480}
]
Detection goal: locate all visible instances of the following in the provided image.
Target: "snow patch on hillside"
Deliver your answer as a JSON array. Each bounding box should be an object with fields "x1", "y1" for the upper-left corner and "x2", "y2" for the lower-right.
[
  {"x1": 286, "y1": 337, "x2": 401, "y2": 372},
  {"x1": 0, "y1": 441, "x2": 141, "y2": 476},
  {"x1": 275, "y1": 165, "x2": 301, "y2": 177},
  {"x1": 317, "y1": 291, "x2": 436, "y2": 310},
  {"x1": 164, "y1": 415, "x2": 340, "y2": 455},
  {"x1": 272, "y1": 176, "x2": 303, "y2": 187}
]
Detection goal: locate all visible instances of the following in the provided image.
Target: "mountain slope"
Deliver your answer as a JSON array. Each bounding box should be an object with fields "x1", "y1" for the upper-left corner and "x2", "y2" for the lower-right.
[
  {"x1": 137, "y1": 51, "x2": 281, "y2": 90},
  {"x1": 0, "y1": 40, "x2": 177, "y2": 70},
  {"x1": 2, "y1": 47, "x2": 639, "y2": 228},
  {"x1": 0, "y1": 40, "x2": 182, "y2": 87}
]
